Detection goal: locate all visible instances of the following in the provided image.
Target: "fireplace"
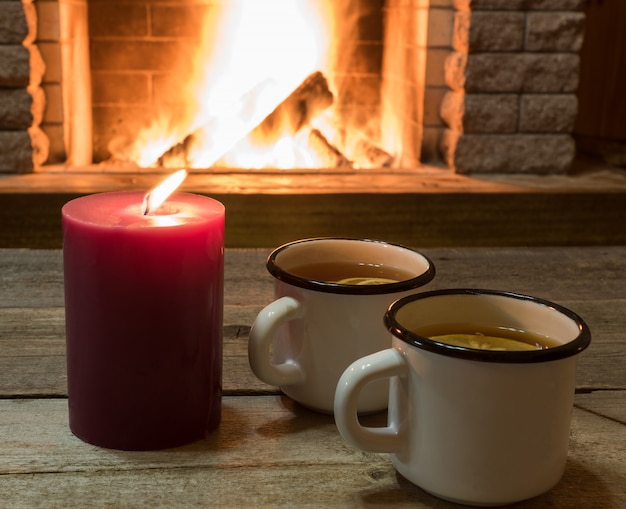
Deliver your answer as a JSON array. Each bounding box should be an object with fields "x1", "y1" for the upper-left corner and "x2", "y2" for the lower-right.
[{"x1": 1, "y1": 0, "x2": 587, "y2": 175}]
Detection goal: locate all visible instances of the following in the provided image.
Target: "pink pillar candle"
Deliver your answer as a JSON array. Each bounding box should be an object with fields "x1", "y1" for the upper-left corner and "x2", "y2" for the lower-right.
[{"x1": 62, "y1": 191, "x2": 225, "y2": 450}]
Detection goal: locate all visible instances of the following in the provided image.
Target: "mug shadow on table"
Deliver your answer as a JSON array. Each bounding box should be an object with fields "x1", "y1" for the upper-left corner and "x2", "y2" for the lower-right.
[
  {"x1": 162, "y1": 394, "x2": 338, "y2": 452},
  {"x1": 254, "y1": 395, "x2": 337, "y2": 437},
  {"x1": 106, "y1": 393, "x2": 366, "y2": 460},
  {"x1": 356, "y1": 458, "x2": 618, "y2": 508},
  {"x1": 256, "y1": 394, "x2": 394, "y2": 435}
]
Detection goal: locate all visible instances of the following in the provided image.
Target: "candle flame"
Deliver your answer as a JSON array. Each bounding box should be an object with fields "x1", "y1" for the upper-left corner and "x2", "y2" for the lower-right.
[{"x1": 142, "y1": 169, "x2": 188, "y2": 215}]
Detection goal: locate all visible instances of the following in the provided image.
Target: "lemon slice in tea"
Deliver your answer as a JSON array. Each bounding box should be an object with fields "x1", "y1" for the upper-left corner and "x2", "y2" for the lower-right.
[
  {"x1": 430, "y1": 333, "x2": 540, "y2": 351},
  {"x1": 335, "y1": 277, "x2": 399, "y2": 285}
]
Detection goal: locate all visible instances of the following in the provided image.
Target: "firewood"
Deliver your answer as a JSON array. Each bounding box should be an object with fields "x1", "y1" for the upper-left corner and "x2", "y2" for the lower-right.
[
  {"x1": 158, "y1": 71, "x2": 335, "y2": 167},
  {"x1": 157, "y1": 134, "x2": 193, "y2": 167},
  {"x1": 354, "y1": 138, "x2": 394, "y2": 168},
  {"x1": 308, "y1": 128, "x2": 353, "y2": 168},
  {"x1": 252, "y1": 71, "x2": 334, "y2": 142}
]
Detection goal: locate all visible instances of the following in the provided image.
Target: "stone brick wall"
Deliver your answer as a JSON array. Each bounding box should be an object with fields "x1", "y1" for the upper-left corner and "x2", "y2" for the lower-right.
[
  {"x1": 439, "y1": 0, "x2": 585, "y2": 173},
  {"x1": 0, "y1": 0, "x2": 48, "y2": 173}
]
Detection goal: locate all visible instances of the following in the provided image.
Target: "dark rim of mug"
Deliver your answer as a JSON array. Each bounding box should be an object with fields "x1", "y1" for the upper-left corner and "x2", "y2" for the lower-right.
[
  {"x1": 266, "y1": 237, "x2": 436, "y2": 295},
  {"x1": 384, "y1": 288, "x2": 591, "y2": 363}
]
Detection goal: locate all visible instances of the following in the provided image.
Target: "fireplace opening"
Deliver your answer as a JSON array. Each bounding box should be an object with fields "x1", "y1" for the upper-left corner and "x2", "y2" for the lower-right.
[
  {"x1": 2, "y1": 0, "x2": 594, "y2": 176},
  {"x1": 66, "y1": 0, "x2": 427, "y2": 172}
]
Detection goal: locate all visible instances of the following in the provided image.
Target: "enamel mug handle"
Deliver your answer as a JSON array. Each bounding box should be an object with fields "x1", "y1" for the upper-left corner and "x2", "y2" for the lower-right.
[
  {"x1": 248, "y1": 296, "x2": 307, "y2": 386},
  {"x1": 334, "y1": 349, "x2": 408, "y2": 453}
]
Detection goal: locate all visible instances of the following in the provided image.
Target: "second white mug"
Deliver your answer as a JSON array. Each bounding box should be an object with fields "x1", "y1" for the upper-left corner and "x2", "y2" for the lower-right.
[{"x1": 334, "y1": 289, "x2": 592, "y2": 506}]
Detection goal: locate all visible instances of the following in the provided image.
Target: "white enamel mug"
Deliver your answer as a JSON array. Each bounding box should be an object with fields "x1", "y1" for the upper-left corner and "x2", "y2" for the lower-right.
[
  {"x1": 334, "y1": 289, "x2": 591, "y2": 506},
  {"x1": 248, "y1": 238, "x2": 435, "y2": 414}
]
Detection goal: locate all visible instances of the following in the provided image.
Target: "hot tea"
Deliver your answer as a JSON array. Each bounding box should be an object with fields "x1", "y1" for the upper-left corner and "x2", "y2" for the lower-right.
[
  {"x1": 288, "y1": 261, "x2": 416, "y2": 285},
  {"x1": 413, "y1": 323, "x2": 560, "y2": 351}
]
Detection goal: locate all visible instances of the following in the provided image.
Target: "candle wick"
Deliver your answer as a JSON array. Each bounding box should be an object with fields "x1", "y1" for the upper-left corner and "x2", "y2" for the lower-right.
[{"x1": 142, "y1": 193, "x2": 151, "y2": 215}]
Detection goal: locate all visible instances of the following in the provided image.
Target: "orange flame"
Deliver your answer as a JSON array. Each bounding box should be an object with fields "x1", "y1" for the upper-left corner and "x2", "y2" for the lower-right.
[
  {"x1": 142, "y1": 169, "x2": 188, "y2": 215},
  {"x1": 126, "y1": 1, "x2": 332, "y2": 170},
  {"x1": 119, "y1": 1, "x2": 401, "y2": 170}
]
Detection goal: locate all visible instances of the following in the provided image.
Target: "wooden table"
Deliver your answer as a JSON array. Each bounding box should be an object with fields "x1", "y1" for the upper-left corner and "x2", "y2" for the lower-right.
[{"x1": 1, "y1": 247, "x2": 625, "y2": 508}]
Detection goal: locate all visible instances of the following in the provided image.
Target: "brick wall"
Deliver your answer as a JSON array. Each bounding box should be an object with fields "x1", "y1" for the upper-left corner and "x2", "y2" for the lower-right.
[
  {"x1": 89, "y1": 0, "x2": 211, "y2": 163},
  {"x1": 0, "y1": 0, "x2": 48, "y2": 173},
  {"x1": 439, "y1": 0, "x2": 585, "y2": 174}
]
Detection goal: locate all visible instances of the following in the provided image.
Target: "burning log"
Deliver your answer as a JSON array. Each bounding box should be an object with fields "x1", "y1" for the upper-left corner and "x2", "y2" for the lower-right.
[
  {"x1": 158, "y1": 71, "x2": 335, "y2": 167},
  {"x1": 354, "y1": 138, "x2": 395, "y2": 168},
  {"x1": 157, "y1": 135, "x2": 193, "y2": 168},
  {"x1": 217, "y1": 71, "x2": 335, "y2": 165},
  {"x1": 253, "y1": 70, "x2": 334, "y2": 142},
  {"x1": 308, "y1": 128, "x2": 353, "y2": 168}
]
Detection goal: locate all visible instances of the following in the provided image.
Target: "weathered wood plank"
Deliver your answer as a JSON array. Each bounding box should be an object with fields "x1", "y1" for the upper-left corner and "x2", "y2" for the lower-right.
[
  {"x1": 560, "y1": 299, "x2": 626, "y2": 390},
  {"x1": 424, "y1": 246, "x2": 626, "y2": 302},
  {"x1": 0, "y1": 307, "x2": 271, "y2": 397},
  {"x1": 0, "y1": 299, "x2": 623, "y2": 397},
  {"x1": 0, "y1": 395, "x2": 624, "y2": 509},
  {"x1": 2, "y1": 247, "x2": 626, "y2": 308},
  {"x1": 0, "y1": 248, "x2": 272, "y2": 308},
  {"x1": 575, "y1": 391, "x2": 626, "y2": 425},
  {"x1": 1, "y1": 248, "x2": 624, "y2": 393},
  {"x1": 0, "y1": 249, "x2": 65, "y2": 307}
]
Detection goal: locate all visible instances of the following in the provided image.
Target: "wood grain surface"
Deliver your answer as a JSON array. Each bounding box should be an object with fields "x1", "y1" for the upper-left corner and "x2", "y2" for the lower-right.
[{"x1": 0, "y1": 247, "x2": 624, "y2": 508}]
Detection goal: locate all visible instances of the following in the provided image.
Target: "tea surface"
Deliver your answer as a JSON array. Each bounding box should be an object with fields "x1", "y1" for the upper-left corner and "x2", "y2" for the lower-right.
[
  {"x1": 288, "y1": 261, "x2": 415, "y2": 285},
  {"x1": 413, "y1": 323, "x2": 559, "y2": 351}
]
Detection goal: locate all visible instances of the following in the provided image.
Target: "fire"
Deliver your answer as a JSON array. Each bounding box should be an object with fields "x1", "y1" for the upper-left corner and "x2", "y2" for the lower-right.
[
  {"x1": 116, "y1": 1, "x2": 392, "y2": 170},
  {"x1": 143, "y1": 169, "x2": 187, "y2": 215}
]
